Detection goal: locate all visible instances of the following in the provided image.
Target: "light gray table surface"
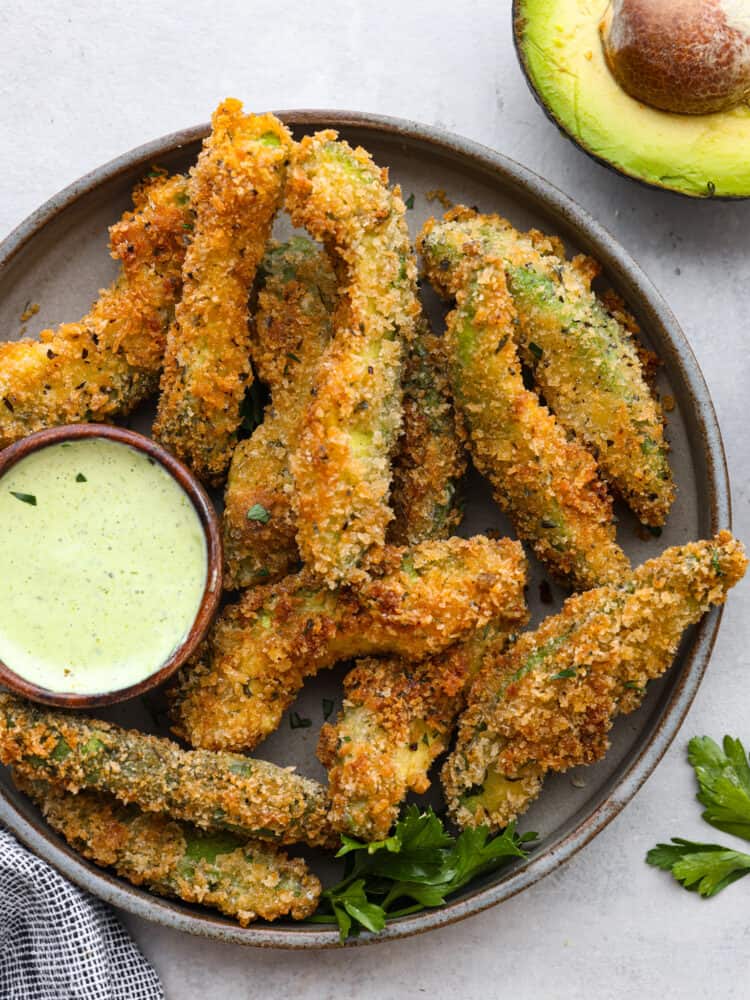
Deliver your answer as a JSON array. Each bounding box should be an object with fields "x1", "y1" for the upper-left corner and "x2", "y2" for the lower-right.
[{"x1": 2, "y1": 2, "x2": 749, "y2": 997}]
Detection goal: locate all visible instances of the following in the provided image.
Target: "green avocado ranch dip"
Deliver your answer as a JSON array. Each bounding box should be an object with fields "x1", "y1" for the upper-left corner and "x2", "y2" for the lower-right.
[{"x1": 0, "y1": 437, "x2": 207, "y2": 695}]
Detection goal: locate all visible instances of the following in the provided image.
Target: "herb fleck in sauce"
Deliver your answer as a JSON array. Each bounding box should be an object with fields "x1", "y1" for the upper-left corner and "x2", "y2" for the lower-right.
[{"x1": 0, "y1": 438, "x2": 207, "y2": 694}]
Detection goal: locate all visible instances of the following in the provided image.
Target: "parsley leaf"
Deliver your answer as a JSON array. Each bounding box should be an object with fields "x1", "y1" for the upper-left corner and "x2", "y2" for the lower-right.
[
  {"x1": 75, "y1": 473, "x2": 87, "y2": 483},
  {"x1": 688, "y1": 735, "x2": 750, "y2": 841},
  {"x1": 646, "y1": 838, "x2": 750, "y2": 897},
  {"x1": 646, "y1": 734, "x2": 750, "y2": 898},
  {"x1": 333, "y1": 880, "x2": 387, "y2": 934},
  {"x1": 246, "y1": 503, "x2": 271, "y2": 524},
  {"x1": 310, "y1": 806, "x2": 534, "y2": 940},
  {"x1": 405, "y1": 193, "x2": 415, "y2": 210},
  {"x1": 550, "y1": 668, "x2": 576, "y2": 680},
  {"x1": 10, "y1": 491, "x2": 36, "y2": 506},
  {"x1": 289, "y1": 711, "x2": 311, "y2": 730}
]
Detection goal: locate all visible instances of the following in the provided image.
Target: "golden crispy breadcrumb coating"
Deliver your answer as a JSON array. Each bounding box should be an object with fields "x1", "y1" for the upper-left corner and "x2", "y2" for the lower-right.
[
  {"x1": 0, "y1": 693, "x2": 333, "y2": 848},
  {"x1": 15, "y1": 775, "x2": 321, "y2": 924},
  {"x1": 323, "y1": 315, "x2": 468, "y2": 839},
  {"x1": 0, "y1": 172, "x2": 190, "y2": 449},
  {"x1": 154, "y1": 100, "x2": 291, "y2": 484},
  {"x1": 321, "y1": 319, "x2": 467, "y2": 839},
  {"x1": 170, "y1": 536, "x2": 528, "y2": 753},
  {"x1": 420, "y1": 208, "x2": 674, "y2": 526},
  {"x1": 321, "y1": 317, "x2": 467, "y2": 839},
  {"x1": 223, "y1": 241, "x2": 465, "y2": 587},
  {"x1": 223, "y1": 239, "x2": 338, "y2": 589},
  {"x1": 418, "y1": 225, "x2": 630, "y2": 590},
  {"x1": 443, "y1": 531, "x2": 747, "y2": 831},
  {"x1": 319, "y1": 622, "x2": 517, "y2": 841},
  {"x1": 286, "y1": 131, "x2": 420, "y2": 585}
]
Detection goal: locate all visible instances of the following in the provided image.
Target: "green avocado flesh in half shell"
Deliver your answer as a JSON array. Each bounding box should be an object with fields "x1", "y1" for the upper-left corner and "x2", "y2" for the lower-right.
[{"x1": 514, "y1": 0, "x2": 750, "y2": 198}]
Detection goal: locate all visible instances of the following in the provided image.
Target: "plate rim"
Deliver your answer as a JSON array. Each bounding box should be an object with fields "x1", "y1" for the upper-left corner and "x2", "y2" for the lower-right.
[{"x1": 0, "y1": 109, "x2": 732, "y2": 948}]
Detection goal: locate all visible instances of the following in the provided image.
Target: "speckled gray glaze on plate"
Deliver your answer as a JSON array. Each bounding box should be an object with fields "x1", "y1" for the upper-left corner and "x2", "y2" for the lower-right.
[{"x1": 0, "y1": 111, "x2": 730, "y2": 947}]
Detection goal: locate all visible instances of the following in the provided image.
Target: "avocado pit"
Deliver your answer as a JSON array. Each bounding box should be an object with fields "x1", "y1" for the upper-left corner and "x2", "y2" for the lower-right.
[
  {"x1": 514, "y1": 0, "x2": 750, "y2": 196},
  {"x1": 601, "y1": 0, "x2": 750, "y2": 114}
]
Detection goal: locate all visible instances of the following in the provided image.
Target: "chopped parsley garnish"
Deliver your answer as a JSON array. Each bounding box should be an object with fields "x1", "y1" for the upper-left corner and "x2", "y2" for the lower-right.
[
  {"x1": 308, "y1": 806, "x2": 535, "y2": 940},
  {"x1": 246, "y1": 503, "x2": 271, "y2": 524},
  {"x1": 404, "y1": 193, "x2": 415, "y2": 210},
  {"x1": 10, "y1": 491, "x2": 36, "y2": 506},
  {"x1": 322, "y1": 698, "x2": 335, "y2": 721},
  {"x1": 647, "y1": 735, "x2": 750, "y2": 897},
  {"x1": 75, "y1": 473, "x2": 87, "y2": 483},
  {"x1": 286, "y1": 352, "x2": 301, "y2": 363},
  {"x1": 289, "y1": 712, "x2": 312, "y2": 730},
  {"x1": 550, "y1": 668, "x2": 576, "y2": 680}
]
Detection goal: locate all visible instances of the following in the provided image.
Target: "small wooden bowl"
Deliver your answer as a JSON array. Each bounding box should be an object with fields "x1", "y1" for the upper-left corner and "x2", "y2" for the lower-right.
[{"x1": 0, "y1": 423, "x2": 223, "y2": 708}]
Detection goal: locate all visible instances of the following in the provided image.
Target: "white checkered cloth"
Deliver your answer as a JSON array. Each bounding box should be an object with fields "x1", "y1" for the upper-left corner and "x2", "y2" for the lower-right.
[{"x1": 0, "y1": 826, "x2": 163, "y2": 1000}]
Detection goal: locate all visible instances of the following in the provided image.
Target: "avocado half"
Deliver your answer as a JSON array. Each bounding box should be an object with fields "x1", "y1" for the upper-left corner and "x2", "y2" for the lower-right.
[{"x1": 513, "y1": 0, "x2": 750, "y2": 198}]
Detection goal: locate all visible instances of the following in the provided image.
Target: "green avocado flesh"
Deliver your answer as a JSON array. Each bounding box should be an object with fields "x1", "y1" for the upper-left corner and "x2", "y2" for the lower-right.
[{"x1": 515, "y1": 0, "x2": 750, "y2": 198}]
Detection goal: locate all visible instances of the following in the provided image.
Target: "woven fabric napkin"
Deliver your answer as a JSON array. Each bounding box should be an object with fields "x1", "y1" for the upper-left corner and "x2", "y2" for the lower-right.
[{"x1": 0, "y1": 825, "x2": 163, "y2": 1000}]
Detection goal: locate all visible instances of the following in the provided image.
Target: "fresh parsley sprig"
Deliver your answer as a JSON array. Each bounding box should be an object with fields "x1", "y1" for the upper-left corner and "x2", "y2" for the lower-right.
[
  {"x1": 688, "y1": 735, "x2": 750, "y2": 840},
  {"x1": 308, "y1": 806, "x2": 535, "y2": 940},
  {"x1": 647, "y1": 839, "x2": 750, "y2": 897},
  {"x1": 647, "y1": 735, "x2": 750, "y2": 897}
]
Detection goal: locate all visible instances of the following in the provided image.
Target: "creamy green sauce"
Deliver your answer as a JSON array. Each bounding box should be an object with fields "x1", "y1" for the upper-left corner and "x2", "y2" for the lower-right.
[{"x1": 0, "y1": 438, "x2": 207, "y2": 695}]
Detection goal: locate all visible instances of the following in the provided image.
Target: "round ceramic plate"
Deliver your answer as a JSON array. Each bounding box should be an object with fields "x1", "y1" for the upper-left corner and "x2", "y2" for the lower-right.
[{"x1": 0, "y1": 111, "x2": 730, "y2": 948}]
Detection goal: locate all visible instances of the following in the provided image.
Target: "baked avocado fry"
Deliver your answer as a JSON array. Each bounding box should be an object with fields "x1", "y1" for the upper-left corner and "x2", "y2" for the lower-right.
[
  {"x1": 170, "y1": 535, "x2": 528, "y2": 753},
  {"x1": 0, "y1": 172, "x2": 190, "y2": 449},
  {"x1": 223, "y1": 242, "x2": 463, "y2": 587},
  {"x1": 285, "y1": 131, "x2": 420, "y2": 585},
  {"x1": 418, "y1": 230, "x2": 630, "y2": 590},
  {"x1": 320, "y1": 323, "x2": 468, "y2": 840},
  {"x1": 154, "y1": 100, "x2": 291, "y2": 485},
  {"x1": 223, "y1": 239, "x2": 338, "y2": 589},
  {"x1": 247, "y1": 239, "x2": 338, "y2": 397},
  {"x1": 443, "y1": 531, "x2": 748, "y2": 832},
  {"x1": 387, "y1": 319, "x2": 467, "y2": 546},
  {"x1": 15, "y1": 775, "x2": 321, "y2": 924},
  {"x1": 0, "y1": 693, "x2": 333, "y2": 848},
  {"x1": 319, "y1": 622, "x2": 518, "y2": 842},
  {"x1": 420, "y1": 208, "x2": 674, "y2": 526}
]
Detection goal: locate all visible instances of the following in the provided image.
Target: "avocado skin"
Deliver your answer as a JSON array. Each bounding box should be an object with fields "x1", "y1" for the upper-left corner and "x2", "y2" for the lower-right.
[{"x1": 511, "y1": 1, "x2": 749, "y2": 200}]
